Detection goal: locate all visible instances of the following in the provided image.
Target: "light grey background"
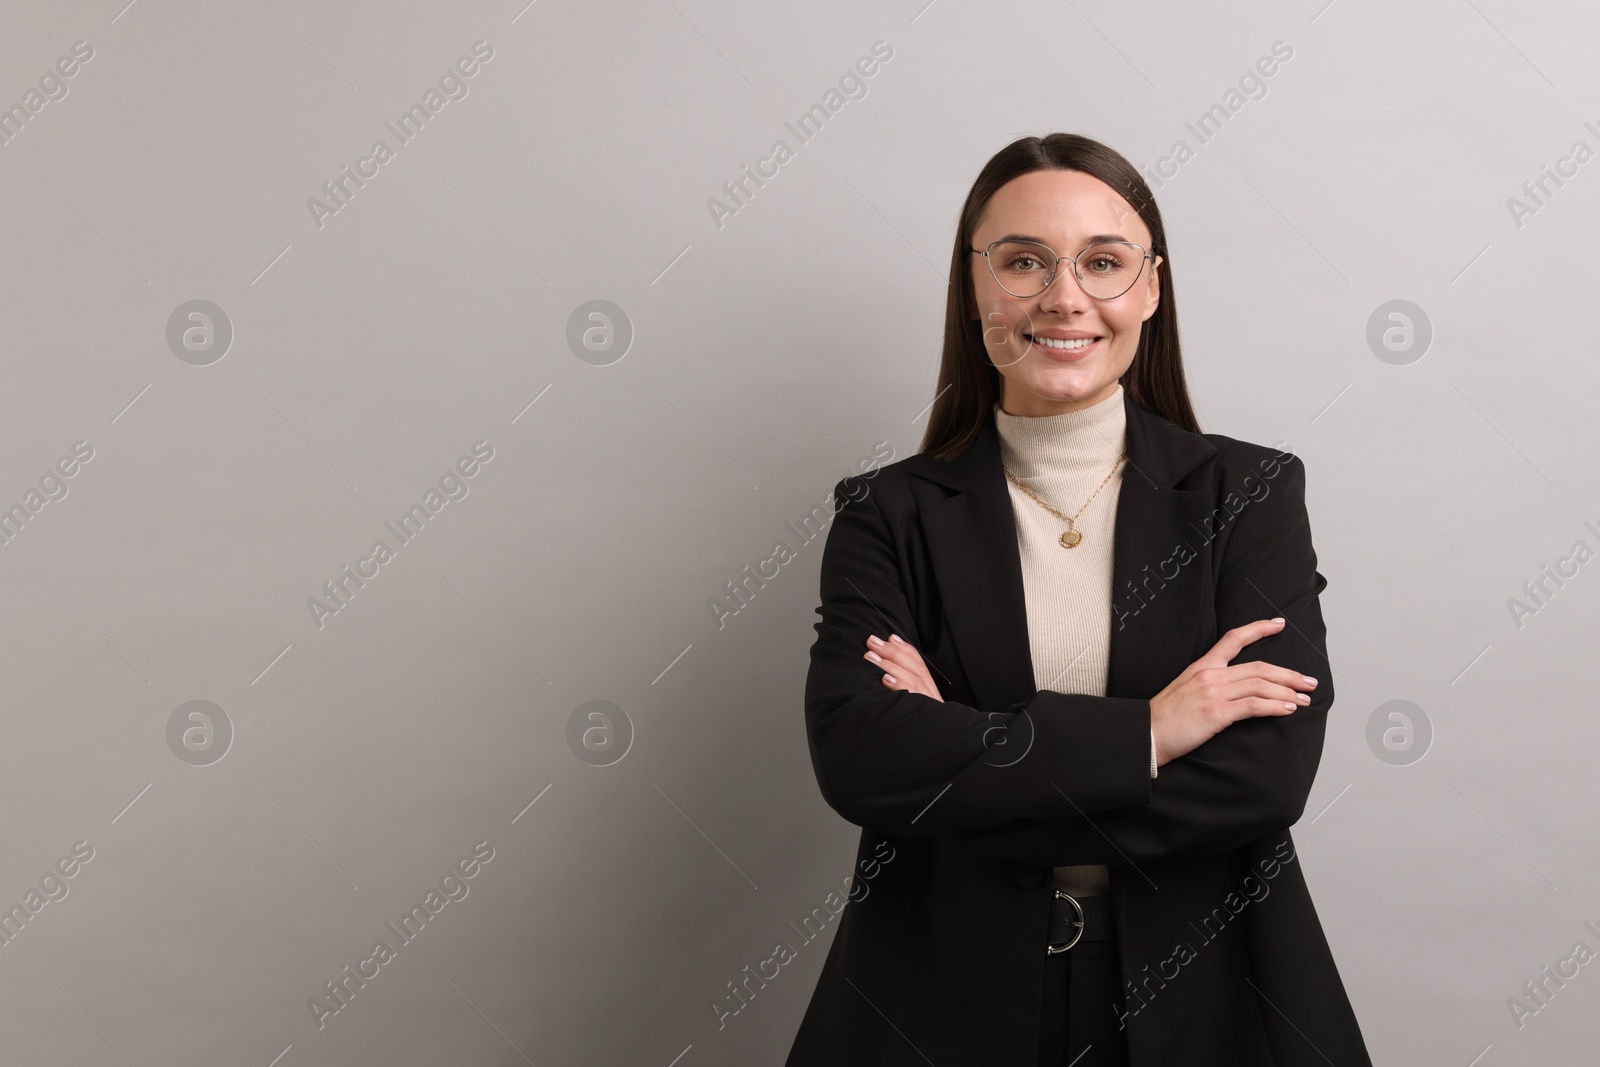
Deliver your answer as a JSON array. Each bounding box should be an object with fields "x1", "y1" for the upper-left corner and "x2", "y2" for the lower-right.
[{"x1": 0, "y1": 0, "x2": 1594, "y2": 1063}]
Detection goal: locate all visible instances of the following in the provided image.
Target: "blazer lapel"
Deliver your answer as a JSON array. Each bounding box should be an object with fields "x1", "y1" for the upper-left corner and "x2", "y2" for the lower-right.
[{"x1": 908, "y1": 389, "x2": 1221, "y2": 709}]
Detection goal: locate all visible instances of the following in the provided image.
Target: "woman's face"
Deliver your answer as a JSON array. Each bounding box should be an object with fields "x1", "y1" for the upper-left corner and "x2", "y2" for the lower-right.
[{"x1": 969, "y1": 169, "x2": 1162, "y2": 417}]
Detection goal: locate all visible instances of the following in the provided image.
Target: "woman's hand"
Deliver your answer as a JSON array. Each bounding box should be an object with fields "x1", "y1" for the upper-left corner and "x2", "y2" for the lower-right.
[
  {"x1": 1149, "y1": 617, "x2": 1317, "y2": 767},
  {"x1": 863, "y1": 634, "x2": 944, "y2": 702}
]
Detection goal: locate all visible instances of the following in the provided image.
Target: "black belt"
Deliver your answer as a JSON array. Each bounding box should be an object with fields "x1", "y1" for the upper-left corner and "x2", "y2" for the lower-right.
[{"x1": 1046, "y1": 890, "x2": 1113, "y2": 954}]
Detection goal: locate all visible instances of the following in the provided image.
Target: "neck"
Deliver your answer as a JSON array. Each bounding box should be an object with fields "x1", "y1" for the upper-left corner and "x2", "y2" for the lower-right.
[{"x1": 992, "y1": 382, "x2": 1126, "y2": 477}]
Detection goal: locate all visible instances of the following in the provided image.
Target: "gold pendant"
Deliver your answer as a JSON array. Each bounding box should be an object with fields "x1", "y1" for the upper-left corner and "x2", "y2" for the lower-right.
[{"x1": 1059, "y1": 528, "x2": 1082, "y2": 549}]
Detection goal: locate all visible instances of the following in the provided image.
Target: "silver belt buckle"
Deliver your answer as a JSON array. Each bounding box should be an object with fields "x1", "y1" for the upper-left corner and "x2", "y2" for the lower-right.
[{"x1": 1046, "y1": 889, "x2": 1085, "y2": 955}]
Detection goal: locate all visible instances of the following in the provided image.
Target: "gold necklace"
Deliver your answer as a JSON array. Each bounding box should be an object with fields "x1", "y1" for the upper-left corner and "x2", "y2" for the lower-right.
[{"x1": 1003, "y1": 451, "x2": 1126, "y2": 548}]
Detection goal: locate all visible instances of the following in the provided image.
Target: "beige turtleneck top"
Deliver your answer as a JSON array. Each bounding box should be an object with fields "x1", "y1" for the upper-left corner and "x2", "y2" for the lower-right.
[{"x1": 993, "y1": 382, "x2": 1155, "y2": 899}]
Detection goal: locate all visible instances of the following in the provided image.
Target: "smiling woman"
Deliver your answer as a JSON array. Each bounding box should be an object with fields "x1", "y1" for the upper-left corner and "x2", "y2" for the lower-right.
[
  {"x1": 787, "y1": 133, "x2": 1373, "y2": 1067},
  {"x1": 963, "y1": 167, "x2": 1165, "y2": 421}
]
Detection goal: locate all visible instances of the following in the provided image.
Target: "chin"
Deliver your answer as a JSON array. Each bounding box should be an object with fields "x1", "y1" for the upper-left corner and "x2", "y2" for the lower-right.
[
  {"x1": 1032, "y1": 372, "x2": 1109, "y2": 401},
  {"x1": 1031, "y1": 379, "x2": 1124, "y2": 415}
]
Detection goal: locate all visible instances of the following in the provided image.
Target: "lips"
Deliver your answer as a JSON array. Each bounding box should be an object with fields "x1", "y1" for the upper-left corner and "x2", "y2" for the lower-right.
[{"x1": 1025, "y1": 332, "x2": 1102, "y2": 356}]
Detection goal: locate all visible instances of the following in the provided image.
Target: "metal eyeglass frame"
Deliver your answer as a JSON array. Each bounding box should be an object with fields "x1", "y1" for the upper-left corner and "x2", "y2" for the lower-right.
[{"x1": 970, "y1": 238, "x2": 1154, "y2": 300}]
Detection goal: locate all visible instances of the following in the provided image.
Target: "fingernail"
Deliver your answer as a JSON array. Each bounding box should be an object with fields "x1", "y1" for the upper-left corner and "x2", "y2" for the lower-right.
[
  {"x1": 889, "y1": 634, "x2": 905, "y2": 645},
  {"x1": 1271, "y1": 617, "x2": 1285, "y2": 624},
  {"x1": 867, "y1": 635, "x2": 884, "y2": 647},
  {"x1": 884, "y1": 674, "x2": 897, "y2": 684},
  {"x1": 866, "y1": 651, "x2": 883, "y2": 664},
  {"x1": 1296, "y1": 693, "x2": 1310, "y2": 705},
  {"x1": 1302, "y1": 676, "x2": 1317, "y2": 687},
  {"x1": 1283, "y1": 702, "x2": 1296, "y2": 711}
]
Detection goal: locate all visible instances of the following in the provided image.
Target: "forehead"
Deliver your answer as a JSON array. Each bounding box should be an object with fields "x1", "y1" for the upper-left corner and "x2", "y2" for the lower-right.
[{"x1": 974, "y1": 169, "x2": 1151, "y2": 248}]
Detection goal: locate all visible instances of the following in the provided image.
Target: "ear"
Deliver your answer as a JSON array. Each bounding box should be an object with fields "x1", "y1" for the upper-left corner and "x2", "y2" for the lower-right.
[{"x1": 1141, "y1": 254, "x2": 1162, "y2": 322}]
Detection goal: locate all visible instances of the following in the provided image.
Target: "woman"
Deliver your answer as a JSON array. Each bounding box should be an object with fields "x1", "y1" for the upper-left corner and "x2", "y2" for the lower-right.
[{"x1": 786, "y1": 134, "x2": 1372, "y2": 1066}]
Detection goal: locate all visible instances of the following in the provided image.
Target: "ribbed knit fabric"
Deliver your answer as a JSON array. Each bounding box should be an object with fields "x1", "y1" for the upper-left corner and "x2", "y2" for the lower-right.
[{"x1": 993, "y1": 383, "x2": 1131, "y2": 899}]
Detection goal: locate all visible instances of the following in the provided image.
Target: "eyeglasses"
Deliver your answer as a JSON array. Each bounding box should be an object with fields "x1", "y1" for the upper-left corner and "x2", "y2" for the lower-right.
[{"x1": 970, "y1": 238, "x2": 1154, "y2": 300}]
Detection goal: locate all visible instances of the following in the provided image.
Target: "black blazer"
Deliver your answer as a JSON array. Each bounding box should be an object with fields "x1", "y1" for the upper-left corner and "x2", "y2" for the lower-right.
[{"x1": 786, "y1": 391, "x2": 1372, "y2": 1066}]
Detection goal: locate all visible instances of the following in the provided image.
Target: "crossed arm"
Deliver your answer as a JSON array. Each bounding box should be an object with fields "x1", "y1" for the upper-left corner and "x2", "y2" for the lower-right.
[
  {"x1": 862, "y1": 632, "x2": 1159, "y2": 779},
  {"x1": 802, "y1": 454, "x2": 1333, "y2": 864}
]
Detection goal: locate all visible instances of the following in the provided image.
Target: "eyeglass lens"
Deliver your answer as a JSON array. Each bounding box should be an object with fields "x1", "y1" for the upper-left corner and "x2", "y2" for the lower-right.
[{"x1": 985, "y1": 241, "x2": 1145, "y2": 299}]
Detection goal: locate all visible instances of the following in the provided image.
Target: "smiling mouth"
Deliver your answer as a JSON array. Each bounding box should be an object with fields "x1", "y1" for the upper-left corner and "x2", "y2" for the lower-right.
[{"x1": 1025, "y1": 333, "x2": 1101, "y2": 351}]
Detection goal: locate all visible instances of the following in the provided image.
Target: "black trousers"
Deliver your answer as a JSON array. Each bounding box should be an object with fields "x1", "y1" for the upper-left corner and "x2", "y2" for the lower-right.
[{"x1": 1036, "y1": 935, "x2": 1130, "y2": 1067}]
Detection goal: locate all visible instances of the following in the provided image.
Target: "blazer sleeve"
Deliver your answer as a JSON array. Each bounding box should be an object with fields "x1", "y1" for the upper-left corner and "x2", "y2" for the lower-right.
[
  {"x1": 959, "y1": 452, "x2": 1334, "y2": 864},
  {"x1": 803, "y1": 473, "x2": 1154, "y2": 840}
]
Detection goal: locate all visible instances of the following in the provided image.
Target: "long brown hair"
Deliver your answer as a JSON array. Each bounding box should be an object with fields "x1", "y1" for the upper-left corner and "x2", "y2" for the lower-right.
[{"x1": 919, "y1": 133, "x2": 1200, "y2": 462}]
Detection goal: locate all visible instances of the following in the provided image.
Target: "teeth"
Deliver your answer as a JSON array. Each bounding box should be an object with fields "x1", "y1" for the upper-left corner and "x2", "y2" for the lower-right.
[{"x1": 1029, "y1": 334, "x2": 1097, "y2": 350}]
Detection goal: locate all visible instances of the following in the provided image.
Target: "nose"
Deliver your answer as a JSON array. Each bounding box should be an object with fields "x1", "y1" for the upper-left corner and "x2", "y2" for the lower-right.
[{"x1": 1035, "y1": 262, "x2": 1093, "y2": 315}]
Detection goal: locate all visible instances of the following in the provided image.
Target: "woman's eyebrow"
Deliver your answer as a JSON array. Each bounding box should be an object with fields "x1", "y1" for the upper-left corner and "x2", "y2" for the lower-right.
[{"x1": 991, "y1": 232, "x2": 1130, "y2": 246}]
